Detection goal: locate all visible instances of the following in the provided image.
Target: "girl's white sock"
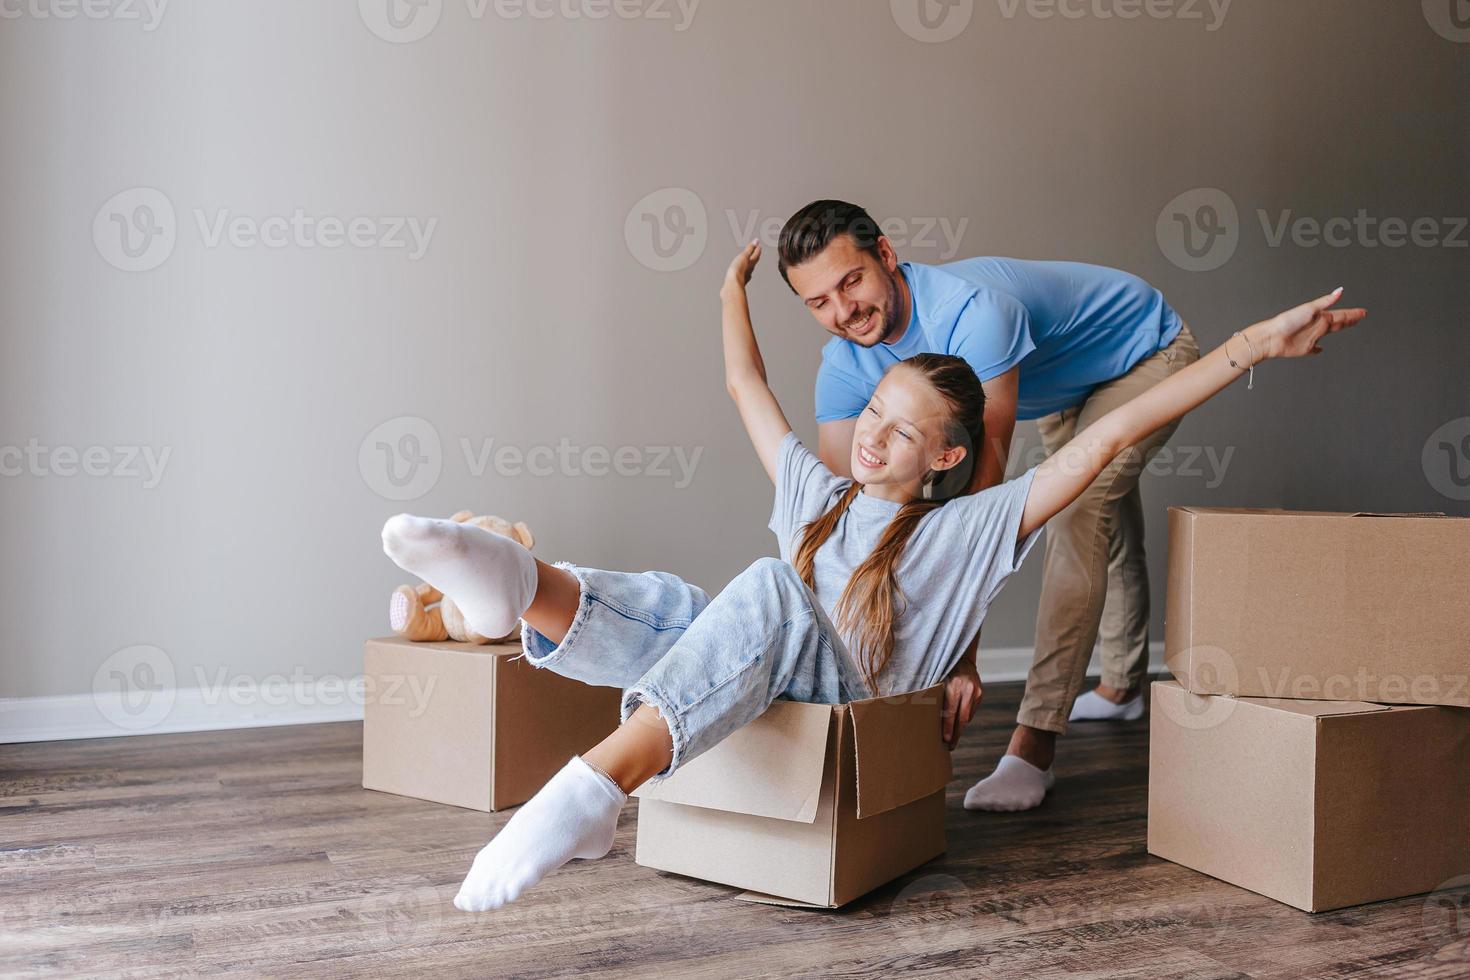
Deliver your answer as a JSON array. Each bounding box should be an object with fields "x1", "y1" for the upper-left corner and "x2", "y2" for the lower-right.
[
  {"x1": 1069, "y1": 689, "x2": 1145, "y2": 722},
  {"x1": 963, "y1": 754, "x2": 1055, "y2": 812},
  {"x1": 454, "y1": 756, "x2": 626, "y2": 912},
  {"x1": 380, "y1": 514, "x2": 538, "y2": 639}
]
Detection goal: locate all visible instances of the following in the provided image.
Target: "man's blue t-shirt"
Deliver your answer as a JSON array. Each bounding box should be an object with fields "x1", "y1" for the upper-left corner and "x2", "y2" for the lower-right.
[{"x1": 814, "y1": 258, "x2": 1183, "y2": 422}]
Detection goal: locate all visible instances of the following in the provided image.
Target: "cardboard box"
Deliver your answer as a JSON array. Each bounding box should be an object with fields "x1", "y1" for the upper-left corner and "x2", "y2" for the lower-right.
[
  {"x1": 632, "y1": 684, "x2": 951, "y2": 908},
  {"x1": 1148, "y1": 680, "x2": 1470, "y2": 912},
  {"x1": 1165, "y1": 507, "x2": 1470, "y2": 707},
  {"x1": 362, "y1": 636, "x2": 622, "y2": 811}
]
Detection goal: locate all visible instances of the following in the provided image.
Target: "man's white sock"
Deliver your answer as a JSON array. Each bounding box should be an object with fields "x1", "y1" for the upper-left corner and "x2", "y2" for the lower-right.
[
  {"x1": 381, "y1": 514, "x2": 538, "y2": 639},
  {"x1": 454, "y1": 756, "x2": 626, "y2": 912},
  {"x1": 1069, "y1": 689, "x2": 1145, "y2": 722},
  {"x1": 963, "y1": 754, "x2": 1055, "y2": 812}
]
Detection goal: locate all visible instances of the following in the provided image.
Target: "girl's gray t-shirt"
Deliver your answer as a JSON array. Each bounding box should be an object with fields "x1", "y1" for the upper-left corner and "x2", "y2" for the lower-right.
[{"x1": 768, "y1": 431, "x2": 1044, "y2": 695}]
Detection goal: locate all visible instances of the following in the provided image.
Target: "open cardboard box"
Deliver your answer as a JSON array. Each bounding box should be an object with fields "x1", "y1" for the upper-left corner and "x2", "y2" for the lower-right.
[
  {"x1": 1148, "y1": 680, "x2": 1470, "y2": 912},
  {"x1": 1165, "y1": 507, "x2": 1470, "y2": 707},
  {"x1": 362, "y1": 635, "x2": 622, "y2": 812},
  {"x1": 633, "y1": 683, "x2": 951, "y2": 908}
]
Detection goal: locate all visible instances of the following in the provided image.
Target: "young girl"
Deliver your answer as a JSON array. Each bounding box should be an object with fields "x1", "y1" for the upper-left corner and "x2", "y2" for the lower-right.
[{"x1": 380, "y1": 241, "x2": 1365, "y2": 912}]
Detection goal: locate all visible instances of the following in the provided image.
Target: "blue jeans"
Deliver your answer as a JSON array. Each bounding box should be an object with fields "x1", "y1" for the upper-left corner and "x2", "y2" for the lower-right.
[{"x1": 519, "y1": 557, "x2": 873, "y2": 779}]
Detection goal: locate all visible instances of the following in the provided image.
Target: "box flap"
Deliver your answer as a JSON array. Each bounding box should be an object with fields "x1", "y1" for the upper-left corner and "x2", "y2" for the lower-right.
[
  {"x1": 632, "y1": 700, "x2": 834, "y2": 823},
  {"x1": 735, "y1": 889, "x2": 835, "y2": 909},
  {"x1": 847, "y1": 684, "x2": 952, "y2": 819},
  {"x1": 1171, "y1": 506, "x2": 1341, "y2": 518},
  {"x1": 1170, "y1": 507, "x2": 1451, "y2": 520},
  {"x1": 1155, "y1": 680, "x2": 1397, "y2": 718},
  {"x1": 1233, "y1": 695, "x2": 1394, "y2": 717},
  {"x1": 366, "y1": 635, "x2": 523, "y2": 657}
]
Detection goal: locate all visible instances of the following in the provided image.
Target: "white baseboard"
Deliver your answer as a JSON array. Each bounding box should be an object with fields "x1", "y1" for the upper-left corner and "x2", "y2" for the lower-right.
[
  {"x1": 0, "y1": 682, "x2": 366, "y2": 745},
  {"x1": 0, "y1": 643, "x2": 1167, "y2": 745}
]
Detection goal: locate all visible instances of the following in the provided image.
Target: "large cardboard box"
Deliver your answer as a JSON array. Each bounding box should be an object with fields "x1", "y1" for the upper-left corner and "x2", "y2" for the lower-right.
[
  {"x1": 633, "y1": 684, "x2": 951, "y2": 908},
  {"x1": 362, "y1": 636, "x2": 622, "y2": 811},
  {"x1": 1165, "y1": 507, "x2": 1470, "y2": 707},
  {"x1": 1148, "y1": 680, "x2": 1470, "y2": 912}
]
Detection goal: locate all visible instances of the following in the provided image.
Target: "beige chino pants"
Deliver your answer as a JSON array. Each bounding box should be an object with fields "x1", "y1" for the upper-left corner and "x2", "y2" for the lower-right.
[{"x1": 1017, "y1": 324, "x2": 1201, "y2": 734}]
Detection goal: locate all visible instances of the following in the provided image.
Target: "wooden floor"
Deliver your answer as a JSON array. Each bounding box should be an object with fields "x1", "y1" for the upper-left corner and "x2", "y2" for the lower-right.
[{"x1": 3, "y1": 680, "x2": 1465, "y2": 979}]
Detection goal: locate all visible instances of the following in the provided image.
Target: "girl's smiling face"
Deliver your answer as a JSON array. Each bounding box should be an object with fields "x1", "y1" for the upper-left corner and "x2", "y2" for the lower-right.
[{"x1": 850, "y1": 364, "x2": 970, "y2": 501}]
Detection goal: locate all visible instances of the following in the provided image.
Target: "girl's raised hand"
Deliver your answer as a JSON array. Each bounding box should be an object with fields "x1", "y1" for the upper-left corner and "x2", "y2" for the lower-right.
[
  {"x1": 723, "y1": 240, "x2": 762, "y2": 293},
  {"x1": 1256, "y1": 288, "x2": 1368, "y2": 360}
]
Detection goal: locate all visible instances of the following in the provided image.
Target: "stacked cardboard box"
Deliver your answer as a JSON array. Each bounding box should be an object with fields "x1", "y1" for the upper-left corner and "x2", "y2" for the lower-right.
[{"x1": 1148, "y1": 507, "x2": 1470, "y2": 912}]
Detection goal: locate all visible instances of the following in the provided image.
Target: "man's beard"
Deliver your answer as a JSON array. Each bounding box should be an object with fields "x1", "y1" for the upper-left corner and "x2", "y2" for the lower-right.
[{"x1": 848, "y1": 271, "x2": 902, "y2": 347}]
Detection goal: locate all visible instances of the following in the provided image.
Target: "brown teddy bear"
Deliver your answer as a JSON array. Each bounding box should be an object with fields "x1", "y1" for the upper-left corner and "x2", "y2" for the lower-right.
[{"x1": 388, "y1": 511, "x2": 535, "y2": 644}]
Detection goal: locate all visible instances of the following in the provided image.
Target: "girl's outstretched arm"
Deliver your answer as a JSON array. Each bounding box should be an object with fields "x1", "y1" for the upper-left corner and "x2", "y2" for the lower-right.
[
  {"x1": 722, "y1": 240, "x2": 794, "y2": 484},
  {"x1": 1018, "y1": 288, "x2": 1368, "y2": 539}
]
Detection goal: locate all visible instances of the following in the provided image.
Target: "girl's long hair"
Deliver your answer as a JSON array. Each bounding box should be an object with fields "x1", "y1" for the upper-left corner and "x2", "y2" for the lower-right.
[{"x1": 793, "y1": 354, "x2": 986, "y2": 694}]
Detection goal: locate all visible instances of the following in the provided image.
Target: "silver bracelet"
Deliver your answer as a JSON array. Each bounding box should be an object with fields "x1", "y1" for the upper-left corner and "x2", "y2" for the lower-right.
[
  {"x1": 1226, "y1": 331, "x2": 1257, "y2": 390},
  {"x1": 579, "y1": 755, "x2": 622, "y2": 792}
]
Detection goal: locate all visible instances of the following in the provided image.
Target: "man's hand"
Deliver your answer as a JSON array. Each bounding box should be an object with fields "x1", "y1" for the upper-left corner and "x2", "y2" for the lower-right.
[{"x1": 942, "y1": 656, "x2": 982, "y2": 749}]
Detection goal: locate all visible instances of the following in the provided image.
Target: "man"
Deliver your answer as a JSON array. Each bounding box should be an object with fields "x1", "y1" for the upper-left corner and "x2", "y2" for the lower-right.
[{"x1": 777, "y1": 200, "x2": 1200, "y2": 812}]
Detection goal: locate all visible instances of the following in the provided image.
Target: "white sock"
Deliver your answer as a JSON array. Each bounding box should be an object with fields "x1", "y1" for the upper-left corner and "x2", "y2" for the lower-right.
[
  {"x1": 454, "y1": 756, "x2": 626, "y2": 912},
  {"x1": 1069, "y1": 689, "x2": 1145, "y2": 722},
  {"x1": 963, "y1": 754, "x2": 1055, "y2": 812},
  {"x1": 380, "y1": 514, "x2": 538, "y2": 639}
]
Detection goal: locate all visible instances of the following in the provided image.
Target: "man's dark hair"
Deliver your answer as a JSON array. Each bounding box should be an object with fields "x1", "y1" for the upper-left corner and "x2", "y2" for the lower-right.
[{"x1": 777, "y1": 200, "x2": 883, "y2": 290}]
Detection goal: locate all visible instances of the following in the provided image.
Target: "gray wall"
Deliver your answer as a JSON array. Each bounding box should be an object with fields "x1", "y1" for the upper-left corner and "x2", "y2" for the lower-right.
[{"x1": 1, "y1": 0, "x2": 1466, "y2": 705}]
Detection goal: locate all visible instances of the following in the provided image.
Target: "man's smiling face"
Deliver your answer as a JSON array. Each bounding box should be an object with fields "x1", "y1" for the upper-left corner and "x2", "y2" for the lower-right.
[{"x1": 785, "y1": 234, "x2": 906, "y2": 348}]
